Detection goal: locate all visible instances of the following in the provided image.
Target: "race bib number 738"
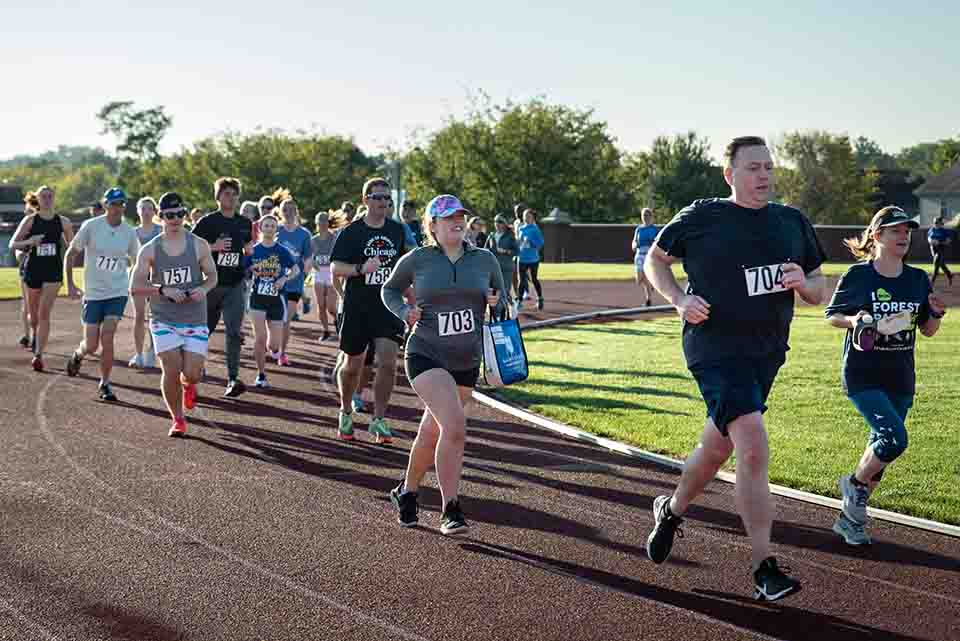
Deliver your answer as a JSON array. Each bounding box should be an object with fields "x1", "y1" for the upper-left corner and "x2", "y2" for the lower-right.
[
  {"x1": 438, "y1": 309, "x2": 475, "y2": 337},
  {"x1": 744, "y1": 263, "x2": 786, "y2": 297}
]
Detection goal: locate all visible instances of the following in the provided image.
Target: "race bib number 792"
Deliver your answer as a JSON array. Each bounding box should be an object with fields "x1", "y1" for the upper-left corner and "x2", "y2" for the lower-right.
[
  {"x1": 438, "y1": 309, "x2": 475, "y2": 337},
  {"x1": 744, "y1": 263, "x2": 786, "y2": 297},
  {"x1": 217, "y1": 252, "x2": 241, "y2": 267}
]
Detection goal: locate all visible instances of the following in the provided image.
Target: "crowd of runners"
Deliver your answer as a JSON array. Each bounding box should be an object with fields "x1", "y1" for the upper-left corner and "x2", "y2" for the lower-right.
[{"x1": 6, "y1": 136, "x2": 951, "y2": 602}]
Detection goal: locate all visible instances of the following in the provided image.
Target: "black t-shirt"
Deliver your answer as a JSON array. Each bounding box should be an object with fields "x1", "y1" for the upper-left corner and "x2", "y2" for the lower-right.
[
  {"x1": 824, "y1": 262, "x2": 932, "y2": 396},
  {"x1": 191, "y1": 210, "x2": 253, "y2": 287},
  {"x1": 330, "y1": 217, "x2": 407, "y2": 313},
  {"x1": 656, "y1": 198, "x2": 826, "y2": 368}
]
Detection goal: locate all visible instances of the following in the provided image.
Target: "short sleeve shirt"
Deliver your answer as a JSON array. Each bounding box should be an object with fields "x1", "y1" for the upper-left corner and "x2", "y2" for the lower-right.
[
  {"x1": 655, "y1": 199, "x2": 827, "y2": 368},
  {"x1": 191, "y1": 211, "x2": 253, "y2": 287},
  {"x1": 247, "y1": 242, "x2": 296, "y2": 298},
  {"x1": 824, "y1": 262, "x2": 932, "y2": 396},
  {"x1": 277, "y1": 225, "x2": 313, "y2": 293},
  {"x1": 330, "y1": 218, "x2": 407, "y2": 312},
  {"x1": 633, "y1": 224, "x2": 659, "y2": 265},
  {"x1": 70, "y1": 215, "x2": 139, "y2": 301}
]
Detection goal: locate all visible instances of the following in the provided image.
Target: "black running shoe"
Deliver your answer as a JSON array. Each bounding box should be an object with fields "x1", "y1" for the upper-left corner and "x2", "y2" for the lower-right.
[
  {"x1": 98, "y1": 383, "x2": 118, "y2": 402},
  {"x1": 389, "y1": 482, "x2": 419, "y2": 527},
  {"x1": 646, "y1": 495, "x2": 684, "y2": 564},
  {"x1": 224, "y1": 379, "x2": 247, "y2": 398},
  {"x1": 537, "y1": 297, "x2": 544, "y2": 311},
  {"x1": 30, "y1": 335, "x2": 36, "y2": 353},
  {"x1": 19, "y1": 335, "x2": 30, "y2": 349},
  {"x1": 753, "y1": 557, "x2": 800, "y2": 601},
  {"x1": 439, "y1": 499, "x2": 469, "y2": 535},
  {"x1": 66, "y1": 350, "x2": 83, "y2": 377}
]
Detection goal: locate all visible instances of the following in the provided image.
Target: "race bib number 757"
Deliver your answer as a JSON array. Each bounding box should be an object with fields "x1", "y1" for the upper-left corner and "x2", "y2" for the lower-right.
[
  {"x1": 163, "y1": 266, "x2": 192, "y2": 286},
  {"x1": 744, "y1": 263, "x2": 786, "y2": 297}
]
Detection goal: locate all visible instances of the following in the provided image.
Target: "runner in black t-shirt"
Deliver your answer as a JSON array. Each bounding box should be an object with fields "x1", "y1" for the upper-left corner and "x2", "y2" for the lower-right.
[
  {"x1": 191, "y1": 177, "x2": 254, "y2": 397},
  {"x1": 643, "y1": 136, "x2": 827, "y2": 602},
  {"x1": 330, "y1": 177, "x2": 408, "y2": 443},
  {"x1": 825, "y1": 206, "x2": 947, "y2": 546}
]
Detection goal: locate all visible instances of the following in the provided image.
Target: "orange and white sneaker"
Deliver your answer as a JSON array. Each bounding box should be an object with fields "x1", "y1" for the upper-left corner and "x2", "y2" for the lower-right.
[
  {"x1": 182, "y1": 382, "x2": 198, "y2": 410},
  {"x1": 168, "y1": 417, "x2": 188, "y2": 438}
]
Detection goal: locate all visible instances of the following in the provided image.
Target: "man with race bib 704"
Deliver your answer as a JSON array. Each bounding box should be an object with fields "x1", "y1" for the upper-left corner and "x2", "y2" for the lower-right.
[{"x1": 643, "y1": 136, "x2": 827, "y2": 602}]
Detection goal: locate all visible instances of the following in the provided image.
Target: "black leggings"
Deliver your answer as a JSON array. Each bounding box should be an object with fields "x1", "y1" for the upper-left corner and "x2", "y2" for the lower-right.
[
  {"x1": 518, "y1": 261, "x2": 542, "y2": 300},
  {"x1": 932, "y1": 249, "x2": 953, "y2": 284}
]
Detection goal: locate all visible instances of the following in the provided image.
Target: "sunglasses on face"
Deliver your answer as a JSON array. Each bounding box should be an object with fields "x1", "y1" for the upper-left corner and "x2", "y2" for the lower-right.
[
  {"x1": 161, "y1": 210, "x2": 187, "y2": 220},
  {"x1": 366, "y1": 194, "x2": 392, "y2": 202}
]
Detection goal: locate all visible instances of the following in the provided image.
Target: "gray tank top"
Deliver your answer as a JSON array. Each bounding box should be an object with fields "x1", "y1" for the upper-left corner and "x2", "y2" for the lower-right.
[{"x1": 149, "y1": 234, "x2": 207, "y2": 326}]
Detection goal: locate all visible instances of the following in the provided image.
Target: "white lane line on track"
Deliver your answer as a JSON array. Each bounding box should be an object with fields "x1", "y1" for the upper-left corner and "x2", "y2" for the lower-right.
[
  {"x1": 0, "y1": 595, "x2": 62, "y2": 641},
  {"x1": 34, "y1": 373, "x2": 432, "y2": 641}
]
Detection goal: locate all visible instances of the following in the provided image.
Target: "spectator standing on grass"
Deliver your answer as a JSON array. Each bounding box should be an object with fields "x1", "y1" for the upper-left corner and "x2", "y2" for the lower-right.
[
  {"x1": 517, "y1": 208, "x2": 545, "y2": 310},
  {"x1": 927, "y1": 216, "x2": 954, "y2": 286},
  {"x1": 486, "y1": 214, "x2": 519, "y2": 312},
  {"x1": 642, "y1": 135, "x2": 826, "y2": 602},
  {"x1": 632, "y1": 208, "x2": 658, "y2": 306},
  {"x1": 825, "y1": 206, "x2": 947, "y2": 546}
]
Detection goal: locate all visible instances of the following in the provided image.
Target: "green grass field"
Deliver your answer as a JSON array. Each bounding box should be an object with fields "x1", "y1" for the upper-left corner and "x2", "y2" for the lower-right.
[{"x1": 499, "y1": 310, "x2": 960, "y2": 525}]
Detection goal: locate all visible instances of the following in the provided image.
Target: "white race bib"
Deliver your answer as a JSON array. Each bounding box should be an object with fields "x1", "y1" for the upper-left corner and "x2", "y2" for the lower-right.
[
  {"x1": 744, "y1": 263, "x2": 786, "y2": 297},
  {"x1": 438, "y1": 309, "x2": 475, "y2": 337},
  {"x1": 217, "y1": 252, "x2": 241, "y2": 267},
  {"x1": 314, "y1": 254, "x2": 330, "y2": 266},
  {"x1": 37, "y1": 242, "x2": 57, "y2": 257},
  {"x1": 95, "y1": 255, "x2": 123, "y2": 272},
  {"x1": 162, "y1": 266, "x2": 192, "y2": 286},
  {"x1": 364, "y1": 267, "x2": 390, "y2": 286},
  {"x1": 256, "y1": 280, "x2": 278, "y2": 296}
]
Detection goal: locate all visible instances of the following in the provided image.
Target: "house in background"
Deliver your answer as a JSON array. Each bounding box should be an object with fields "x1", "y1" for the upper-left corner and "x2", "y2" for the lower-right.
[{"x1": 914, "y1": 160, "x2": 960, "y2": 225}]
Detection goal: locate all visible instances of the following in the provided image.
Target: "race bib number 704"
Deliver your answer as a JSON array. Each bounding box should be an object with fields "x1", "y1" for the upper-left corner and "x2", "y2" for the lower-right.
[
  {"x1": 744, "y1": 263, "x2": 786, "y2": 297},
  {"x1": 438, "y1": 309, "x2": 475, "y2": 337}
]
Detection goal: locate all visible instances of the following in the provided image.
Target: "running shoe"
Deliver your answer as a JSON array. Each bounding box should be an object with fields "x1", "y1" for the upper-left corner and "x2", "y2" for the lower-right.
[
  {"x1": 646, "y1": 495, "x2": 684, "y2": 564},
  {"x1": 292, "y1": 312, "x2": 301, "y2": 322},
  {"x1": 646, "y1": 298, "x2": 652, "y2": 307},
  {"x1": 537, "y1": 297, "x2": 544, "y2": 311},
  {"x1": 338, "y1": 411, "x2": 354, "y2": 441},
  {"x1": 31, "y1": 355, "x2": 43, "y2": 372},
  {"x1": 168, "y1": 417, "x2": 188, "y2": 438},
  {"x1": 390, "y1": 481, "x2": 419, "y2": 527},
  {"x1": 839, "y1": 474, "x2": 870, "y2": 524},
  {"x1": 369, "y1": 417, "x2": 393, "y2": 444},
  {"x1": 143, "y1": 348, "x2": 156, "y2": 369},
  {"x1": 128, "y1": 353, "x2": 144, "y2": 369},
  {"x1": 439, "y1": 499, "x2": 469, "y2": 535},
  {"x1": 320, "y1": 331, "x2": 330, "y2": 342},
  {"x1": 352, "y1": 393, "x2": 366, "y2": 413},
  {"x1": 183, "y1": 382, "x2": 198, "y2": 410},
  {"x1": 833, "y1": 513, "x2": 872, "y2": 546},
  {"x1": 278, "y1": 353, "x2": 291, "y2": 367},
  {"x1": 224, "y1": 379, "x2": 246, "y2": 398},
  {"x1": 98, "y1": 382, "x2": 118, "y2": 402},
  {"x1": 753, "y1": 557, "x2": 800, "y2": 601},
  {"x1": 18, "y1": 335, "x2": 30, "y2": 349},
  {"x1": 302, "y1": 298, "x2": 311, "y2": 315},
  {"x1": 66, "y1": 350, "x2": 83, "y2": 377},
  {"x1": 254, "y1": 373, "x2": 269, "y2": 389}
]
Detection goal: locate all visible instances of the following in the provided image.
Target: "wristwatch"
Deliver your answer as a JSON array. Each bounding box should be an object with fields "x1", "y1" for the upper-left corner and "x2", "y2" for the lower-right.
[{"x1": 930, "y1": 309, "x2": 946, "y2": 319}]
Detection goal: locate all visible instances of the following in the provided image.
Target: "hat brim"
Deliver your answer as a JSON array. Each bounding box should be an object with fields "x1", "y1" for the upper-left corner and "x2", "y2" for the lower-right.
[
  {"x1": 433, "y1": 207, "x2": 471, "y2": 219},
  {"x1": 878, "y1": 219, "x2": 919, "y2": 229}
]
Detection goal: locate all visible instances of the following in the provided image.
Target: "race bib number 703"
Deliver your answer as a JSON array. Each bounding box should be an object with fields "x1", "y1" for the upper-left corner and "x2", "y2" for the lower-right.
[
  {"x1": 438, "y1": 309, "x2": 475, "y2": 337},
  {"x1": 744, "y1": 263, "x2": 786, "y2": 297}
]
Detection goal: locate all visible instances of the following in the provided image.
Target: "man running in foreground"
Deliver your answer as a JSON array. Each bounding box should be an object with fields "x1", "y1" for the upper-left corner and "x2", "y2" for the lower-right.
[{"x1": 643, "y1": 135, "x2": 826, "y2": 601}]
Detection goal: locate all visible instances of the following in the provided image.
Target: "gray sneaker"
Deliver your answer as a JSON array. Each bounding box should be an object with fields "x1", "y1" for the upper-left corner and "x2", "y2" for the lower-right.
[
  {"x1": 833, "y1": 513, "x2": 872, "y2": 546},
  {"x1": 839, "y1": 474, "x2": 870, "y2": 524}
]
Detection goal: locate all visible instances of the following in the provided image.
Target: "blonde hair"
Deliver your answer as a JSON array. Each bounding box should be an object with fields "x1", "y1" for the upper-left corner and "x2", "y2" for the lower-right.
[
  {"x1": 843, "y1": 206, "x2": 909, "y2": 261},
  {"x1": 137, "y1": 197, "x2": 157, "y2": 215},
  {"x1": 421, "y1": 211, "x2": 439, "y2": 246}
]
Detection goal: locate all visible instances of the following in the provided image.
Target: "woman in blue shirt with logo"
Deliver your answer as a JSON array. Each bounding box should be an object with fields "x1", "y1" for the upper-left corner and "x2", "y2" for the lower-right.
[
  {"x1": 927, "y1": 216, "x2": 954, "y2": 286},
  {"x1": 632, "y1": 208, "x2": 658, "y2": 306},
  {"x1": 517, "y1": 208, "x2": 545, "y2": 310},
  {"x1": 825, "y1": 206, "x2": 947, "y2": 546}
]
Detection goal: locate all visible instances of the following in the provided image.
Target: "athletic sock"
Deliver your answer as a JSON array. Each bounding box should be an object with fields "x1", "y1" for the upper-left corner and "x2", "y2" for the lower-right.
[{"x1": 850, "y1": 475, "x2": 869, "y2": 488}]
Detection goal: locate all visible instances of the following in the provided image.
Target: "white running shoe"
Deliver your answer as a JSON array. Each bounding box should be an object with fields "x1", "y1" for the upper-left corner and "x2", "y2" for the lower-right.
[{"x1": 128, "y1": 353, "x2": 144, "y2": 369}]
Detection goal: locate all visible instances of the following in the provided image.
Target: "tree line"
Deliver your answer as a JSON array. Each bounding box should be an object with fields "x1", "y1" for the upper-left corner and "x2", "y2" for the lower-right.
[{"x1": 1, "y1": 98, "x2": 958, "y2": 226}]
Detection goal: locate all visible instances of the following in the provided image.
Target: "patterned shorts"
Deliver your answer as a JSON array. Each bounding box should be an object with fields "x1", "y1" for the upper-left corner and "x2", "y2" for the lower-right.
[{"x1": 150, "y1": 320, "x2": 209, "y2": 356}]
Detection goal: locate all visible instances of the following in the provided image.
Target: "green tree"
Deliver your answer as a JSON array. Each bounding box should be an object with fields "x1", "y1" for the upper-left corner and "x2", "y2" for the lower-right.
[
  {"x1": 774, "y1": 131, "x2": 878, "y2": 224},
  {"x1": 853, "y1": 136, "x2": 898, "y2": 170},
  {"x1": 896, "y1": 137, "x2": 960, "y2": 179},
  {"x1": 404, "y1": 95, "x2": 635, "y2": 222},
  {"x1": 97, "y1": 101, "x2": 173, "y2": 161},
  {"x1": 622, "y1": 132, "x2": 728, "y2": 215}
]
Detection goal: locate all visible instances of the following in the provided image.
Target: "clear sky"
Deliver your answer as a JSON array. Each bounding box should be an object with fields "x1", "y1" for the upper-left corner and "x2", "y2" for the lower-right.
[{"x1": 2, "y1": 0, "x2": 957, "y2": 162}]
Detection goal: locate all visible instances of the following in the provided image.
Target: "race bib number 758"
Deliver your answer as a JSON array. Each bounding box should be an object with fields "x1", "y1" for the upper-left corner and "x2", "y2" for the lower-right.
[
  {"x1": 438, "y1": 309, "x2": 475, "y2": 337},
  {"x1": 364, "y1": 268, "x2": 390, "y2": 286},
  {"x1": 744, "y1": 263, "x2": 786, "y2": 297}
]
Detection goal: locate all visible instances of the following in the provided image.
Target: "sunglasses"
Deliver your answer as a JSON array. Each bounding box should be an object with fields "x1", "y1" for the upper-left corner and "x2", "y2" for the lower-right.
[
  {"x1": 366, "y1": 194, "x2": 392, "y2": 202},
  {"x1": 161, "y1": 210, "x2": 187, "y2": 220}
]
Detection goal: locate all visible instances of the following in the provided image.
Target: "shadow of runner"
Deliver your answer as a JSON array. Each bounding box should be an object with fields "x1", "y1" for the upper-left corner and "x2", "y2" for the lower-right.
[{"x1": 459, "y1": 541, "x2": 933, "y2": 641}]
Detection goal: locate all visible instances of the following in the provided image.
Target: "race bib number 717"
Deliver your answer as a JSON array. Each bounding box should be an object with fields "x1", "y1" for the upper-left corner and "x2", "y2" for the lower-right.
[
  {"x1": 744, "y1": 263, "x2": 786, "y2": 297},
  {"x1": 96, "y1": 255, "x2": 122, "y2": 272}
]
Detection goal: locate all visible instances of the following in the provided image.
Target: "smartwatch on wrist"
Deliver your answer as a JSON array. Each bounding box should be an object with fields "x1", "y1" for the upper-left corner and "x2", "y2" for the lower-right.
[{"x1": 158, "y1": 285, "x2": 165, "y2": 298}]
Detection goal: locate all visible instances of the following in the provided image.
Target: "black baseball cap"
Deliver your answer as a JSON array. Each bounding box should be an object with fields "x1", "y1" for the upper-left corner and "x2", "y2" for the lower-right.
[
  {"x1": 158, "y1": 192, "x2": 186, "y2": 212},
  {"x1": 90, "y1": 201, "x2": 104, "y2": 209},
  {"x1": 872, "y1": 207, "x2": 919, "y2": 230}
]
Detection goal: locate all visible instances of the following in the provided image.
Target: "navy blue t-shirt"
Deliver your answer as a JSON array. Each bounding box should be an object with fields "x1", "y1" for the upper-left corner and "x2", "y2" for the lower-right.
[
  {"x1": 655, "y1": 199, "x2": 826, "y2": 368},
  {"x1": 824, "y1": 262, "x2": 932, "y2": 396},
  {"x1": 245, "y1": 242, "x2": 296, "y2": 299}
]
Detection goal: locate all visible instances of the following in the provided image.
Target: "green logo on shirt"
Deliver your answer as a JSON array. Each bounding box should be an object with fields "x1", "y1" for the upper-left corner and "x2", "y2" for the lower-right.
[{"x1": 876, "y1": 288, "x2": 892, "y2": 302}]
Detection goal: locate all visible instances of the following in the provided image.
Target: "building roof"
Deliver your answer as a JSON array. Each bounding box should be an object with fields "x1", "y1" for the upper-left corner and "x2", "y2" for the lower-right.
[{"x1": 915, "y1": 160, "x2": 960, "y2": 197}]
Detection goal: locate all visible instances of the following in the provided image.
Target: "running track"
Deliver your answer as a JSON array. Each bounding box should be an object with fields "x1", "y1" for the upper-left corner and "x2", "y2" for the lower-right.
[{"x1": 0, "y1": 282, "x2": 957, "y2": 641}]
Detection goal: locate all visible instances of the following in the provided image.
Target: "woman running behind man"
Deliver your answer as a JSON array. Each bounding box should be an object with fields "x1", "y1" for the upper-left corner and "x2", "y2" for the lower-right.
[
  {"x1": 383, "y1": 194, "x2": 508, "y2": 535},
  {"x1": 825, "y1": 206, "x2": 947, "y2": 545}
]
